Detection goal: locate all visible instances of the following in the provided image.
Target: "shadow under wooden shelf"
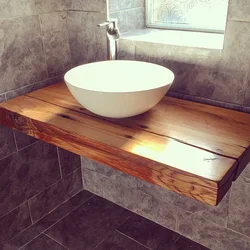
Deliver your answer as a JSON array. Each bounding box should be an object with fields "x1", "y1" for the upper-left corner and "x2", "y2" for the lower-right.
[{"x1": 1, "y1": 82, "x2": 250, "y2": 206}]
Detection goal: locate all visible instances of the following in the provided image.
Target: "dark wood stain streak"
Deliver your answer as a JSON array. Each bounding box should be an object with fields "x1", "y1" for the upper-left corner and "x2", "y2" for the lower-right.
[{"x1": 59, "y1": 114, "x2": 76, "y2": 121}]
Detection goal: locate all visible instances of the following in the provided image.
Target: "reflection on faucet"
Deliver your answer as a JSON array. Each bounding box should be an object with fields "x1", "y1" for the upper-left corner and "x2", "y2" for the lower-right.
[{"x1": 97, "y1": 19, "x2": 120, "y2": 60}]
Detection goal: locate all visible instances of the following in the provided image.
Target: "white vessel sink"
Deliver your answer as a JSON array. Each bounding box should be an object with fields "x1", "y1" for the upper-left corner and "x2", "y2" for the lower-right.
[{"x1": 64, "y1": 60, "x2": 174, "y2": 118}]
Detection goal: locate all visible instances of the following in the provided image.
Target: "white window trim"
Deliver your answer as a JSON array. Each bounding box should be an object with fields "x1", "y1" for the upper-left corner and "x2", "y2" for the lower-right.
[{"x1": 146, "y1": 0, "x2": 225, "y2": 34}]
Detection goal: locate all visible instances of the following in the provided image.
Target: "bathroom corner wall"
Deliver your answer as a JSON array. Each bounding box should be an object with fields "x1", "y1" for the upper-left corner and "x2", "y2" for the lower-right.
[
  {"x1": 0, "y1": 1, "x2": 82, "y2": 245},
  {"x1": 119, "y1": 1, "x2": 250, "y2": 112},
  {"x1": 109, "y1": 0, "x2": 145, "y2": 33},
  {"x1": 67, "y1": 0, "x2": 108, "y2": 67},
  {"x1": 80, "y1": 1, "x2": 250, "y2": 250}
]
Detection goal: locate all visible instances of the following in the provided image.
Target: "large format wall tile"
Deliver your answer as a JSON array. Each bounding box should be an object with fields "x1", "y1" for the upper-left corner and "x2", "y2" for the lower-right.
[
  {"x1": 70, "y1": 0, "x2": 106, "y2": 12},
  {"x1": 29, "y1": 168, "x2": 82, "y2": 222},
  {"x1": 0, "y1": 0, "x2": 68, "y2": 19},
  {"x1": 109, "y1": 0, "x2": 144, "y2": 11},
  {"x1": 32, "y1": 0, "x2": 69, "y2": 14},
  {"x1": 67, "y1": 11, "x2": 107, "y2": 66},
  {"x1": 110, "y1": 7, "x2": 145, "y2": 33},
  {"x1": 40, "y1": 12, "x2": 71, "y2": 77},
  {"x1": 227, "y1": 176, "x2": 250, "y2": 237},
  {"x1": 177, "y1": 209, "x2": 250, "y2": 250},
  {"x1": 0, "y1": 202, "x2": 31, "y2": 245},
  {"x1": 81, "y1": 157, "x2": 137, "y2": 187},
  {"x1": 67, "y1": 11, "x2": 85, "y2": 66},
  {"x1": 173, "y1": 192, "x2": 230, "y2": 227},
  {"x1": 0, "y1": 141, "x2": 60, "y2": 218},
  {"x1": 118, "y1": 39, "x2": 135, "y2": 60},
  {"x1": 244, "y1": 70, "x2": 250, "y2": 106},
  {"x1": 102, "y1": 177, "x2": 177, "y2": 230},
  {"x1": 0, "y1": 16, "x2": 47, "y2": 93},
  {"x1": 82, "y1": 168, "x2": 105, "y2": 196},
  {"x1": 228, "y1": 0, "x2": 250, "y2": 22}
]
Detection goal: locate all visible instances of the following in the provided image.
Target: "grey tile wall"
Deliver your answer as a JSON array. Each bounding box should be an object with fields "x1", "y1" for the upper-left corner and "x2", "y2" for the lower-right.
[
  {"x1": 40, "y1": 12, "x2": 71, "y2": 77},
  {"x1": 67, "y1": 0, "x2": 108, "y2": 66},
  {"x1": 0, "y1": 141, "x2": 60, "y2": 218},
  {"x1": 81, "y1": 157, "x2": 250, "y2": 250},
  {"x1": 70, "y1": 0, "x2": 106, "y2": 12},
  {"x1": 118, "y1": 12, "x2": 250, "y2": 112},
  {"x1": 67, "y1": 11, "x2": 107, "y2": 66},
  {"x1": 109, "y1": 0, "x2": 145, "y2": 33},
  {"x1": 0, "y1": 0, "x2": 82, "y2": 244}
]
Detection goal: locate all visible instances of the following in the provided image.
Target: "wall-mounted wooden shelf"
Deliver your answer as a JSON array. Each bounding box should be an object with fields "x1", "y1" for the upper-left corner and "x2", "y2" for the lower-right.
[{"x1": 1, "y1": 82, "x2": 250, "y2": 206}]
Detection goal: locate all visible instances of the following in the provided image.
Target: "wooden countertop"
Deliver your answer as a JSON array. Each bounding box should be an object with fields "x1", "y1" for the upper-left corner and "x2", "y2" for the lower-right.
[{"x1": 1, "y1": 82, "x2": 250, "y2": 206}]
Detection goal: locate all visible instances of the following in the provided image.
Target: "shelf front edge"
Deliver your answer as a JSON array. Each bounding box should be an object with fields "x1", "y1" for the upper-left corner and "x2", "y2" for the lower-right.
[{"x1": 0, "y1": 103, "x2": 236, "y2": 206}]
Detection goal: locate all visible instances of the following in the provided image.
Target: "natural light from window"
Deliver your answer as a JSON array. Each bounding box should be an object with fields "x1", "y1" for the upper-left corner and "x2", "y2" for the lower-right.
[{"x1": 147, "y1": 0, "x2": 229, "y2": 33}]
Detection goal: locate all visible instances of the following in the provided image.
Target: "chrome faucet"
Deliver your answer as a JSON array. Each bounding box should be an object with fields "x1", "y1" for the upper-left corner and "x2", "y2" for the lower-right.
[{"x1": 97, "y1": 19, "x2": 120, "y2": 60}]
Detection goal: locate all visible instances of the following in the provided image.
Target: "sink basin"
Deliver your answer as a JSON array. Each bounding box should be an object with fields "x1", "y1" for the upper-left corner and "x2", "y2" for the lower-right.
[{"x1": 64, "y1": 60, "x2": 174, "y2": 118}]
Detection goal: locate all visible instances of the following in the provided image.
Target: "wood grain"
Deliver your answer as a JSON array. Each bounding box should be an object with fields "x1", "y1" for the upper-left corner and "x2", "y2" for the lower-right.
[
  {"x1": 1, "y1": 82, "x2": 249, "y2": 206},
  {"x1": 28, "y1": 83, "x2": 250, "y2": 159}
]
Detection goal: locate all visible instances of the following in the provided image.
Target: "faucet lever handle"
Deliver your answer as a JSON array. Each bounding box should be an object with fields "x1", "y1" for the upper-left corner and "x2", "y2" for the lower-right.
[{"x1": 97, "y1": 21, "x2": 110, "y2": 27}]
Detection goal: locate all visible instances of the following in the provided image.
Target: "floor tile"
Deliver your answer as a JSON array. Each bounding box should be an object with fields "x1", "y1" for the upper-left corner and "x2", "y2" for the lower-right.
[
  {"x1": 21, "y1": 234, "x2": 67, "y2": 250},
  {"x1": 45, "y1": 196, "x2": 132, "y2": 250},
  {"x1": 0, "y1": 202, "x2": 31, "y2": 245},
  {"x1": 95, "y1": 231, "x2": 149, "y2": 250},
  {"x1": 67, "y1": 190, "x2": 94, "y2": 208},
  {"x1": 170, "y1": 236, "x2": 210, "y2": 250},
  {"x1": 3, "y1": 202, "x2": 74, "y2": 250},
  {"x1": 117, "y1": 214, "x2": 179, "y2": 250},
  {"x1": 29, "y1": 168, "x2": 82, "y2": 222}
]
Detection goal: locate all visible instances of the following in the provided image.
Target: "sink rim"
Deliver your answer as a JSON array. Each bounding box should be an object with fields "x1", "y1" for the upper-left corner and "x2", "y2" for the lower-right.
[{"x1": 64, "y1": 60, "x2": 175, "y2": 94}]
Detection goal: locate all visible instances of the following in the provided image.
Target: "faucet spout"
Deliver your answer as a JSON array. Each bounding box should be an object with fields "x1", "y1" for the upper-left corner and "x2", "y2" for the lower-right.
[{"x1": 97, "y1": 19, "x2": 120, "y2": 60}]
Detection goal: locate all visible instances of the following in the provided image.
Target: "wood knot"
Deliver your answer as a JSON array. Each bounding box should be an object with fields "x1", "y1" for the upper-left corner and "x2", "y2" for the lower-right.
[
  {"x1": 59, "y1": 114, "x2": 75, "y2": 121},
  {"x1": 124, "y1": 135, "x2": 133, "y2": 139},
  {"x1": 140, "y1": 125, "x2": 148, "y2": 129}
]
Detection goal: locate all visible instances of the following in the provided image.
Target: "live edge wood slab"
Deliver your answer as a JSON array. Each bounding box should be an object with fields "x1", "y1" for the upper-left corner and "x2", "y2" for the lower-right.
[{"x1": 1, "y1": 83, "x2": 250, "y2": 206}]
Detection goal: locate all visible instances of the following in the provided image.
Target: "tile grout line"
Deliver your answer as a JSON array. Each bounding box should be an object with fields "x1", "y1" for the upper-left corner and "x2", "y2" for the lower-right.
[
  {"x1": 27, "y1": 200, "x2": 34, "y2": 225},
  {"x1": 17, "y1": 140, "x2": 40, "y2": 152},
  {"x1": 43, "y1": 232, "x2": 70, "y2": 250},
  {"x1": 3, "y1": 74, "x2": 63, "y2": 98},
  {"x1": 109, "y1": 6, "x2": 145, "y2": 14},
  {"x1": 0, "y1": 11, "x2": 68, "y2": 22},
  {"x1": 17, "y1": 233, "x2": 43, "y2": 250},
  {"x1": 0, "y1": 200, "x2": 28, "y2": 220},
  {"x1": 225, "y1": 188, "x2": 233, "y2": 228},
  {"x1": 41, "y1": 193, "x2": 96, "y2": 233},
  {"x1": 0, "y1": 149, "x2": 17, "y2": 162},
  {"x1": 92, "y1": 237, "x2": 107, "y2": 250},
  {"x1": 115, "y1": 230, "x2": 152, "y2": 250},
  {"x1": 12, "y1": 130, "x2": 19, "y2": 152},
  {"x1": 56, "y1": 147, "x2": 63, "y2": 179},
  {"x1": 5, "y1": 192, "x2": 95, "y2": 249},
  {"x1": 38, "y1": 14, "x2": 49, "y2": 79}
]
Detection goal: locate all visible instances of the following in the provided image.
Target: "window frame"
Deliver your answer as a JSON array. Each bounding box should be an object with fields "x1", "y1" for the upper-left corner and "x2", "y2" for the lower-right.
[{"x1": 146, "y1": 0, "x2": 226, "y2": 34}]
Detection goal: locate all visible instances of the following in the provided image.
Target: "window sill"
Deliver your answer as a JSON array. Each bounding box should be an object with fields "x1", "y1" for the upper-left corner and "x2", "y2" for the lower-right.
[{"x1": 121, "y1": 28, "x2": 224, "y2": 50}]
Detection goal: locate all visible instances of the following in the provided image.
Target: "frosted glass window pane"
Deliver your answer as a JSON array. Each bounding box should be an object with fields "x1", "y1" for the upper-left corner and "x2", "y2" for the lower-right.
[{"x1": 150, "y1": 0, "x2": 228, "y2": 31}]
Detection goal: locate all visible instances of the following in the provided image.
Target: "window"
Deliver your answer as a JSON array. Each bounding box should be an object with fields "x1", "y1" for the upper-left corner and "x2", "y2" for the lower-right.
[{"x1": 146, "y1": 0, "x2": 229, "y2": 33}]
